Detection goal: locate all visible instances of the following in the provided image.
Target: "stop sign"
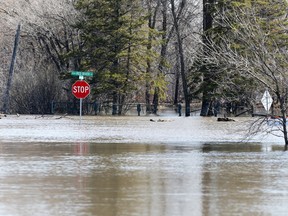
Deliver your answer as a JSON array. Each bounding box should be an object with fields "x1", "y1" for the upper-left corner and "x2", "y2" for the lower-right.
[{"x1": 72, "y1": 80, "x2": 90, "y2": 99}]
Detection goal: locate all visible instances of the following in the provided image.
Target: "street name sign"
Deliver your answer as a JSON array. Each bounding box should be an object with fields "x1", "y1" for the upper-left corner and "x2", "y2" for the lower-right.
[{"x1": 71, "y1": 71, "x2": 93, "y2": 77}]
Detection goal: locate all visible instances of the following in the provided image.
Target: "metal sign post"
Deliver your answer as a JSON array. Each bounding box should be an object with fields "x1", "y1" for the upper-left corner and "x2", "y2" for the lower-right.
[
  {"x1": 79, "y1": 98, "x2": 83, "y2": 125},
  {"x1": 78, "y1": 77, "x2": 83, "y2": 125},
  {"x1": 71, "y1": 71, "x2": 93, "y2": 125}
]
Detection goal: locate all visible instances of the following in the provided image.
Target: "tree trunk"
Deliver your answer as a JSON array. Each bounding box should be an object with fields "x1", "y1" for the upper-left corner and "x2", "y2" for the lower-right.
[
  {"x1": 145, "y1": 81, "x2": 152, "y2": 114},
  {"x1": 2, "y1": 24, "x2": 21, "y2": 114},
  {"x1": 145, "y1": 0, "x2": 160, "y2": 114},
  {"x1": 112, "y1": 92, "x2": 118, "y2": 115},
  {"x1": 279, "y1": 94, "x2": 288, "y2": 151},
  {"x1": 283, "y1": 115, "x2": 288, "y2": 151},
  {"x1": 118, "y1": 95, "x2": 125, "y2": 115},
  {"x1": 200, "y1": 0, "x2": 214, "y2": 116},
  {"x1": 200, "y1": 99, "x2": 211, "y2": 116},
  {"x1": 153, "y1": 0, "x2": 167, "y2": 114},
  {"x1": 173, "y1": 42, "x2": 180, "y2": 106},
  {"x1": 145, "y1": 2, "x2": 153, "y2": 114},
  {"x1": 170, "y1": 0, "x2": 190, "y2": 116}
]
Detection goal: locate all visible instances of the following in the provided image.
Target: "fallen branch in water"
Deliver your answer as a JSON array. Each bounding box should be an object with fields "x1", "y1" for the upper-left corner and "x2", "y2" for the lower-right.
[
  {"x1": 55, "y1": 113, "x2": 68, "y2": 119},
  {"x1": 150, "y1": 119, "x2": 172, "y2": 122},
  {"x1": 217, "y1": 117, "x2": 235, "y2": 122}
]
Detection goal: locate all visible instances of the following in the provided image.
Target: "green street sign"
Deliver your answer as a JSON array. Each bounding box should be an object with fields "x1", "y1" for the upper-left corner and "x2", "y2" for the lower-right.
[{"x1": 71, "y1": 71, "x2": 93, "y2": 77}]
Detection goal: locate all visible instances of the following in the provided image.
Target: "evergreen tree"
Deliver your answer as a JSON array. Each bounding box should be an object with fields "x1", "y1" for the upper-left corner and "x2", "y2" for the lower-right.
[{"x1": 73, "y1": 0, "x2": 154, "y2": 114}]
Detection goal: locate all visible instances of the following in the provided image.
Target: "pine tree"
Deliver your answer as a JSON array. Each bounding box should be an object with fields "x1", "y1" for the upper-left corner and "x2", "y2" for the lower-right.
[{"x1": 73, "y1": 0, "x2": 154, "y2": 114}]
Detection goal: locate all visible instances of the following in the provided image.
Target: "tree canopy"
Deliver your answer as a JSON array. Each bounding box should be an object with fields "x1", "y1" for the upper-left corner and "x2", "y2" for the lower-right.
[
  {"x1": 72, "y1": 0, "x2": 161, "y2": 114},
  {"x1": 197, "y1": 0, "x2": 288, "y2": 147},
  {"x1": 0, "y1": 0, "x2": 287, "y2": 122}
]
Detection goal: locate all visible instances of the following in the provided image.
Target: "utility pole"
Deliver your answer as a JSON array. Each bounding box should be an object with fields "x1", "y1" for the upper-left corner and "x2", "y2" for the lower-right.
[{"x1": 1, "y1": 23, "x2": 21, "y2": 114}]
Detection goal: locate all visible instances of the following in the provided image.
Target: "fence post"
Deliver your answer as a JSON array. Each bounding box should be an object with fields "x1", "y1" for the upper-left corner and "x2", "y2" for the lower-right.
[{"x1": 51, "y1": 101, "x2": 54, "y2": 114}]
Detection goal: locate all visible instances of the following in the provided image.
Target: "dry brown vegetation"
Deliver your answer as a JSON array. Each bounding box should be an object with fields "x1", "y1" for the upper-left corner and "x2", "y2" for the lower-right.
[{"x1": 0, "y1": 0, "x2": 77, "y2": 113}]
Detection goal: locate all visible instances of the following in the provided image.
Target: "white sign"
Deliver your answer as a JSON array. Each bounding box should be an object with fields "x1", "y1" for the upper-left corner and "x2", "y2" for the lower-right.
[{"x1": 261, "y1": 90, "x2": 273, "y2": 112}]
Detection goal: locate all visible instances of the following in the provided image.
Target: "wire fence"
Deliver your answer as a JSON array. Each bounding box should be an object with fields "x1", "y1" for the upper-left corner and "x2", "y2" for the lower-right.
[
  {"x1": 50, "y1": 101, "x2": 184, "y2": 116},
  {"x1": 50, "y1": 100, "x2": 256, "y2": 117}
]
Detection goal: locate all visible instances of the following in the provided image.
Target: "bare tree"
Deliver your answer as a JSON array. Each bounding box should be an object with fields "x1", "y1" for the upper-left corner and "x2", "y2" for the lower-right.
[
  {"x1": 1, "y1": 24, "x2": 21, "y2": 114},
  {"x1": 0, "y1": 0, "x2": 79, "y2": 114},
  {"x1": 169, "y1": 0, "x2": 202, "y2": 116},
  {"x1": 198, "y1": 4, "x2": 288, "y2": 149}
]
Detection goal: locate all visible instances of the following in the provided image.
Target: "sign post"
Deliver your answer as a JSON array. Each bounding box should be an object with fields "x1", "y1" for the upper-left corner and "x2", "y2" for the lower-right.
[{"x1": 71, "y1": 71, "x2": 93, "y2": 124}]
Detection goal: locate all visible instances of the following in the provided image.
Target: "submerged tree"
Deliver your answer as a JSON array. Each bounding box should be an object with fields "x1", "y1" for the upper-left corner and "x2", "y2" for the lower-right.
[
  {"x1": 170, "y1": 0, "x2": 195, "y2": 116},
  {"x1": 199, "y1": 0, "x2": 215, "y2": 116},
  {"x1": 200, "y1": 1, "x2": 288, "y2": 149},
  {"x1": 198, "y1": 0, "x2": 257, "y2": 116}
]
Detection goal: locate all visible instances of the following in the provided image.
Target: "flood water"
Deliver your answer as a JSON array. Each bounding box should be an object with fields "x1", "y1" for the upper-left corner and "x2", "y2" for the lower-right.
[{"x1": 0, "y1": 115, "x2": 287, "y2": 215}]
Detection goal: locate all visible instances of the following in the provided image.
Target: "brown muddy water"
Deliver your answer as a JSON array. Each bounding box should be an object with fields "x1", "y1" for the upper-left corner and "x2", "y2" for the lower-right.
[{"x1": 0, "y1": 115, "x2": 287, "y2": 216}]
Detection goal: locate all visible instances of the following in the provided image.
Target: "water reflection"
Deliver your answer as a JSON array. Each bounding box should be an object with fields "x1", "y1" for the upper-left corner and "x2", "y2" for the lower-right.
[
  {"x1": 0, "y1": 142, "x2": 287, "y2": 216},
  {"x1": 202, "y1": 142, "x2": 288, "y2": 216}
]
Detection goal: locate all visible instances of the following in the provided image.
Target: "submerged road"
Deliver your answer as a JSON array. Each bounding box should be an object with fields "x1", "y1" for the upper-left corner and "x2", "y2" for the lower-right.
[{"x1": 0, "y1": 114, "x2": 280, "y2": 144}]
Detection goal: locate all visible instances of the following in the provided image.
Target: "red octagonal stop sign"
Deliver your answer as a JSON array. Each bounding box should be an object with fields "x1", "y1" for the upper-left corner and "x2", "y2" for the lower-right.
[{"x1": 72, "y1": 80, "x2": 90, "y2": 99}]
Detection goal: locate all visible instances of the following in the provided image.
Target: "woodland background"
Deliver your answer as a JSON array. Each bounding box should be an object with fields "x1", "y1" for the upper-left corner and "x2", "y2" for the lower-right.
[{"x1": 0, "y1": 0, "x2": 287, "y2": 117}]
